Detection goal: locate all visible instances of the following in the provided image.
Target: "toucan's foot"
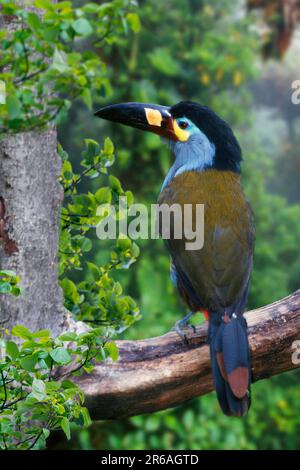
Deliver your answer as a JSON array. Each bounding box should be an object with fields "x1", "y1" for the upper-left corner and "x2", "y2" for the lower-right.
[{"x1": 172, "y1": 312, "x2": 196, "y2": 344}]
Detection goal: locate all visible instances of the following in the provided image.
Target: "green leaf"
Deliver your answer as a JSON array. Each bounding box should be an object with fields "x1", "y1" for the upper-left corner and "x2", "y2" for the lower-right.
[
  {"x1": 81, "y1": 3, "x2": 100, "y2": 13},
  {"x1": 42, "y1": 428, "x2": 50, "y2": 439},
  {"x1": 31, "y1": 378, "x2": 47, "y2": 402},
  {"x1": 86, "y1": 261, "x2": 100, "y2": 280},
  {"x1": 80, "y1": 407, "x2": 92, "y2": 427},
  {"x1": 58, "y1": 144, "x2": 69, "y2": 162},
  {"x1": 60, "y1": 417, "x2": 71, "y2": 439},
  {"x1": 0, "y1": 282, "x2": 12, "y2": 293},
  {"x1": 20, "y1": 355, "x2": 38, "y2": 372},
  {"x1": 11, "y1": 286, "x2": 21, "y2": 297},
  {"x1": 0, "y1": 270, "x2": 17, "y2": 277},
  {"x1": 82, "y1": 238, "x2": 92, "y2": 252},
  {"x1": 45, "y1": 381, "x2": 60, "y2": 392},
  {"x1": 95, "y1": 187, "x2": 112, "y2": 204},
  {"x1": 61, "y1": 380, "x2": 77, "y2": 389},
  {"x1": 72, "y1": 18, "x2": 93, "y2": 36},
  {"x1": 104, "y1": 342, "x2": 119, "y2": 361},
  {"x1": 51, "y1": 48, "x2": 69, "y2": 73},
  {"x1": 62, "y1": 160, "x2": 73, "y2": 180},
  {"x1": 81, "y1": 88, "x2": 92, "y2": 110},
  {"x1": 5, "y1": 341, "x2": 19, "y2": 359},
  {"x1": 59, "y1": 332, "x2": 77, "y2": 341},
  {"x1": 117, "y1": 236, "x2": 131, "y2": 251},
  {"x1": 38, "y1": 351, "x2": 48, "y2": 359},
  {"x1": 27, "y1": 12, "x2": 42, "y2": 30},
  {"x1": 131, "y1": 242, "x2": 140, "y2": 258},
  {"x1": 11, "y1": 324, "x2": 32, "y2": 340},
  {"x1": 50, "y1": 347, "x2": 71, "y2": 365},
  {"x1": 126, "y1": 13, "x2": 141, "y2": 33},
  {"x1": 32, "y1": 329, "x2": 50, "y2": 339},
  {"x1": 34, "y1": 0, "x2": 55, "y2": 10},
  {"x1": 63, "y1": 171, "x2": 73, "y2": 180},
  {"x1": 38, "y1": 359, "x2": 50, "y2": 370},
  {"x1": 74, "y1": 194, "x2": 92, "y2": 209},
  {"x1": 103, "y1": 137, "x2": 114, "y2": 155},
  {"x1": 6, "y1": 95, "x2": 22, "y2": 120},
  {"x1": 60, "y1": 278, "x2": 80, "y2": 304},
  {"x1": 125, "y1": 190, "x2": 134, "y2": 206},
  {"x1": 109, "y1": 175, "x2": 122, "y2": 193},
  {"x1": 83, "y1": 139, "x2": 101, "y2": 160}
]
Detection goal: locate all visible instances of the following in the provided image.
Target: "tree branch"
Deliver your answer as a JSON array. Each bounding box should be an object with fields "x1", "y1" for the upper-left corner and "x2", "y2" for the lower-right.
[{"x1": 72, "y1": 290, "x2": 300, "y2": 420}]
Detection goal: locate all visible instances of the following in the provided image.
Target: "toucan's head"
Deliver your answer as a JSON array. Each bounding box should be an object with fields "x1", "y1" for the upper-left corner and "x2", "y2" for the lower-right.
[{"x1": 95, "y1": 101, "x2": 242, "y2": 174}]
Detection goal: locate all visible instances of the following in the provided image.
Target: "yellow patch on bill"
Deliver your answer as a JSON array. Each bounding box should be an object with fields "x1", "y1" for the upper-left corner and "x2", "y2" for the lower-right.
[{"x1": 145, "y1": 108, "x2": 162, "y2": 127}]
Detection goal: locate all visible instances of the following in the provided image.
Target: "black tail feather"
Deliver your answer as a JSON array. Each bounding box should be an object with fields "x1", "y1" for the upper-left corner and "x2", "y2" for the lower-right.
[{"x1": 209, "y1": 315, "x2": 251, "y2": 417}]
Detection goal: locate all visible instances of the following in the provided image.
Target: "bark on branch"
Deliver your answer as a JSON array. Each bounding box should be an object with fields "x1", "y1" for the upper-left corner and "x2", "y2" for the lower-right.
[{"x1": 73, "y1": 290, "x2": 300, "y2": 420}]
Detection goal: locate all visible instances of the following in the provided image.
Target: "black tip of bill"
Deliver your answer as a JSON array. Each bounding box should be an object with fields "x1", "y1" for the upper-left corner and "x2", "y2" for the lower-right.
[{"x1": 94, "y1": 102, "x2": 175, "y2": 139}]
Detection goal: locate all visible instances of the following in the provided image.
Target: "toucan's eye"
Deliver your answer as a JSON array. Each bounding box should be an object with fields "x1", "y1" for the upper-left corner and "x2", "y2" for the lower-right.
[{"x1": 178, "y1": 120, "x2": 189, "y2": 130}]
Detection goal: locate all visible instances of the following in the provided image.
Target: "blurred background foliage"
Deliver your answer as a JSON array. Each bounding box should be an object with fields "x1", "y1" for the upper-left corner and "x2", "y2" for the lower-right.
[{"x1": 52, "y1": 0, "x2": 300, "y2": 450}]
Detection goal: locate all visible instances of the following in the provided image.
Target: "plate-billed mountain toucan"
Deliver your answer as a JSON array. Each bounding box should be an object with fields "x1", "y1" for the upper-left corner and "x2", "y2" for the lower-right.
[{"x1": 95, "y1": 101, "x2": 255, "y2": 417}]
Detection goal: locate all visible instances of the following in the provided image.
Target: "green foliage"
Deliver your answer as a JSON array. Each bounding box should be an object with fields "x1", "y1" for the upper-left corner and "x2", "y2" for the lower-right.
[
  {"x1": 0, "y1": 0, "x2": 139, "y2": 134},
  {"x1": 0, "y1": 325, "x2": 123, "y2": 449},
  {"x1": 0, "y1": 270, "x2": 21, "y2": 296},
  {"x1": 59, "y1": 137, "x2": 140, "y2": 333},
  {"x1": 241, "y1": 132, "x2": 300, "y2": 307}
]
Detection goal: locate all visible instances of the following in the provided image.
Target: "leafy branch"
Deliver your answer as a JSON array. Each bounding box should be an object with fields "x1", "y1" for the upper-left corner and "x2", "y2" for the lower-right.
[
  {"x1": 0, "y1": 325, "x2": 117, "y2": 449},
  {"x1": 0, "y1": 0, "x2": 140, "y2": 135},
  {"x1": 59, "y1": 137, "x2": 140, "y2": 333}
]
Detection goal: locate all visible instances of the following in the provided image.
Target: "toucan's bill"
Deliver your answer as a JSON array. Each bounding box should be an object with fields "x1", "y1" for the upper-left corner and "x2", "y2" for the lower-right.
[{"x1": 94, "y1": 102, "x2": 178, "y2": 140}]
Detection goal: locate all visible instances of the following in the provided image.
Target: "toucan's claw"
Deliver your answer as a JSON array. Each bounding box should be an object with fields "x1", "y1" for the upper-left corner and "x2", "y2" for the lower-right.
[{"x1": 172, "y1": 312, "x2": 196, "y2": 344}]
